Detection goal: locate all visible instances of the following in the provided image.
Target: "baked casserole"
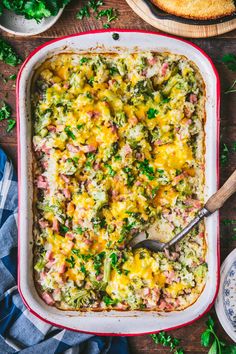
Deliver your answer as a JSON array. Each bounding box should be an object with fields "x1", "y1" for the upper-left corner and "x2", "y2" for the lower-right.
[{"x1": 32, "y1": 52, "x2": 207, "y2": 311}]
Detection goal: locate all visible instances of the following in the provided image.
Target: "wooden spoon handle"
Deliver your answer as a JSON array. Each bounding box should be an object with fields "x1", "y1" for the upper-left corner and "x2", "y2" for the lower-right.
[{"x1": 205, "y1": 169, "x2": 236, "y2": 214}]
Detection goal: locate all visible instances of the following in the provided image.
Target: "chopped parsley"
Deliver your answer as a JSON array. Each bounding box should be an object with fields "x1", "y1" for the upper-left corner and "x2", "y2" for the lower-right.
[
  {"x1": 103, "y1": 295, "x2": 118, "y2": 306},
  {"x1": 65, "y1": 126, "x2": 76, "y2": 140},
  {"x1": 66, "y1": 255, "x2": 76, "y2": 268},
  {"x1": 138, "y1": 159, "x2": 155, "y2": 180},
  {"x1": 0, "y1": 38, "x2": 22, "y2": 66},
  {"x1": 147, "y1": 108, "x2": 158, "y2": 119}
]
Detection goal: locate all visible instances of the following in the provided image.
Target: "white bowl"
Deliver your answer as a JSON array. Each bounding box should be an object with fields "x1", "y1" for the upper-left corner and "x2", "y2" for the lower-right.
[{"x1": 0, "y1": 8, "x2": 63, "y2": 36}]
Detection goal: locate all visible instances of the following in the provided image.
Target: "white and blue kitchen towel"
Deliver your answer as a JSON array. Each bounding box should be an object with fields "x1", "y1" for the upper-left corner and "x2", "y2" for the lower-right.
[{"x1": 0, "y1": 148, "x2": 129, "y2": 354}]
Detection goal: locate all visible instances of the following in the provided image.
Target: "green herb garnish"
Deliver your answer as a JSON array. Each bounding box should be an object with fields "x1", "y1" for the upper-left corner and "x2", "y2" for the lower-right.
[
  {"x1": 65, "y1": 126, "x2": 76, "y2": 140},
  {"x1": 103, "y1": 295, "x2": 118, "y2": 306},
  {"x1": 222, "y1": 53, "x2": 236, "y2": 72},
  {"x1": 201, "y1": 315, "x2": 236, "y2": 354},
  {"x1": 0, "y1": 102, "x2": 11, "y2": 121},
  {"x1": 76, "y1": 5, "x2": 90, "y2": 19},
  {"x1": 97, "y1": 8, "x2": 118, "y2": 22},
  {"x1": 66, "y1": 255, "x2": 75, "y2": 268},
  {"x1": 147, "y1": 108, "x2": 158, "y2": 119},
  {"x1": 150, "y1": 332, "x2": 183, "y2": 353},
  {"x1": 6, "y1": 119, "x2": 16, "y2": 132},
  {"x1": 138, "y1": 159, "x2": 155, "y2": 180},
  {"x1": 0, "y1": 38, "x2": 21, "y2": 66}
]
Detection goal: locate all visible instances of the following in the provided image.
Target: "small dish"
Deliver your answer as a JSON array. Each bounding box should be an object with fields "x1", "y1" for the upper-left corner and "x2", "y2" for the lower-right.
[
  {"x1": 0, "y1": 8, "x2": 64, "y2": 37},
  {"x1": 215, "y1": 249, "x2": 236, "y2": 342}
]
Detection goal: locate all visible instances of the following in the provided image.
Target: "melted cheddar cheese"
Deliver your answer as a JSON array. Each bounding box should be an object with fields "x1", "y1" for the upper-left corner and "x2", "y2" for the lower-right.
[{"x1": 33, "y1": 51, "x2": 207, "y2": 311}]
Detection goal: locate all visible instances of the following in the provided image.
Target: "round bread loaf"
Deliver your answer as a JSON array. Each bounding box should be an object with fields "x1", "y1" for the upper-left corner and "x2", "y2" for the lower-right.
[{"x1": 150, "y1": 0, "x2": 235, "y2": 20}]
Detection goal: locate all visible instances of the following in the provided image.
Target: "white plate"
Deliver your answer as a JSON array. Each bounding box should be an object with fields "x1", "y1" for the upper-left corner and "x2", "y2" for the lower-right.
[
  {"x1": 215, "y1": 249, "x2": 236, "y2": 342},
  {"x1": 0, "y1": 8, "x2": 63, "y2": 36},
  {"x1": 17, "y1": 30, "x2": 220, "y2": 335}
]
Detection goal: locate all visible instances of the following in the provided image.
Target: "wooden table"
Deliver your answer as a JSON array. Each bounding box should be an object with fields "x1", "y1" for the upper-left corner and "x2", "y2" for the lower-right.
[{"x1": 1, "y1": 0, "x2": 236, "y2": 352}]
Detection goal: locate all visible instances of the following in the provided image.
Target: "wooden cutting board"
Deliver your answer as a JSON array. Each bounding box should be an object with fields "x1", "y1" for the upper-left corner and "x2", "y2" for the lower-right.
[{"x1": 126, "y1": 0, "x2": 236, "y2": 38}]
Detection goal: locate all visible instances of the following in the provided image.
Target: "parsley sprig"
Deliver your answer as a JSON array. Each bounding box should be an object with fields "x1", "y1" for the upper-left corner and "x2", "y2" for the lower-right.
[
  {"x1": 201, "y1": 316, "x2": 236, "y2": 354},
  {"x1": 150, "y1": 332, "x2": 184, "y2": 354},
  {"x1": 0, "y1": 102, "x2": 16, "y2": 133},
  {"x1": 0, "y1": 38, "x2": 21, "y2": 67},
  {"x1": 76, "y1": 1, "x2": 118, "y2": 28}
]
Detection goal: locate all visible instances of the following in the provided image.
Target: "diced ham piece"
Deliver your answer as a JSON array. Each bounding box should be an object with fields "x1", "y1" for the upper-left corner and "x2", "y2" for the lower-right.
[
  {"x1": 143, "y1": 287, "x2": 150, "y2": 296},
  {"x1": 172, "y1": 173, "x2": 185, "y2": 186},
  {"x1": 84, "y1": 239, "x2": 93, "y2": 245},
  {"x1": 42, "y1": 292, "x2": 55, "y2": 306},
  {"x1": 60, "y1": 174, "x2": 70, "y2": 184},
  {"x1": 129, "y1": 116, "x2": 138, "y2": 126},
  {"x1": 37, "y1": 176, "x2": 48, "y2": 189},
  {"x1": 39, "y1": 219, "x2": 49, "y2": 229},
  {"x1": 189, "y1": 93, "x2": 197, "y2": 104},
  {"x1": 185, "y1": 198, "x2": 202, "y2": 209},
  {"x1": 63, "y1": 82, "x2": 70, "y2": 89},
  {"x1": 52, "y1": 218, "x2": 59, "y2": 232},
  {"x1": 47, "y1": 125, "x2": 56, "y2": 132},
  {"x1": 148, "y1": 57, "x2": 157, "y2": 66},
  {"x1": 116, "y1": 303, "x2": 127, "y2": 310},
  {"x1": 65, "y1": 232, "x2": 74, "y2": 240},
  {"x1": 96, "y1": 274, "x2": 103, "y2": 281},
  {"x1": 63, "y1": 188, "x2": 71, "y2": 199},
  {"x1": 124, "y1": 144, "x2": 132, "y2": 156},
  {"x1": 46, "y1": 260, "x2": 55, "y2": 269},
  {"x1": 46, "y1": 250, "x2": 54, "y2": 261},
  {"x1": 41, "y1": 144, "x2": 51, "y2": 154},
  {"x1": 58, "y1": 263, "x2": 66, "y2": 274},
  {"x1": 158, "y1": 300, "x2": 167, "y2": 310},
  {"x1": 67, "y1": 144, "x2": 80, "y2": 153},
  {"x1": 161, "y1": 62, "x2": 169, "y2": 76},
  {"x1": 93, "y1": 162, "x2": 101, "y2": 171},
  {"x1": 81, "y1": 145, "x2": 97, "y2": 153}
]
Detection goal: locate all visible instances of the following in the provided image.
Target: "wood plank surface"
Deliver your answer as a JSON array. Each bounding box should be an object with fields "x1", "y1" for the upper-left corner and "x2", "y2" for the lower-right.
[{"x1": 1, "y1": 0, "x2": 236, "y2": 353}]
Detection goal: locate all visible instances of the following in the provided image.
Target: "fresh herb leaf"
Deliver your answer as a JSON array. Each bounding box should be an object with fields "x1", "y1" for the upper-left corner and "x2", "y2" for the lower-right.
[
  {"x1": 103, "y1": 23, "x2": 110, "y2": 29},
  {"x1": 65, "y1": 126, "x2": 76, "y2": 140},
  {"x1": 80, "y1": 57, "x2": 89, "y2": 64},
  {"x1": 150, "y1": 332, "x2": 183, "y2": 352},
  {"x1": 60, "y1": 224, "x2": 69, "y2": 234},
  {"x1": 201, "y1": 329, "x2": 211, "y2": 347},
  {"x1": 147, "y1": 108, "x2": 158, "y2": 119},
  {"x1": 105, "y1": 163, "x2": 116, "y2": 176},
  {"x1": 77, "y1": 123, "x2": 85, "y2": 130},
  {"x1": 66, "y1": 255, "x2": 75, "y2": 268},
  {"x1": 97, "y1": 8, "x2": 118, "y2": 23},
  {"x1": 138, "y1": 159, "x2": 155, "y2": 180},
  {"x1": 0, "y1": 38, "x2": 21, "y2": 66},
  {"x1": 222, "y1": 53, "x2": 236, "y2": 72},
  {"x1": 7, "y1": 74, "x2": 17, "y2": 80},
  {"x1": 88, "y1": 0, "x2": 103, "y2": 12},
  {"x1": 76, "y1": 5, "x2": 90, "y2": 19},
  {"x1": 6, "y1": 119, "x2": 16, "y2": 132},
  {"x1": 220, "y1": 143, "x2": 229, "y2": 166},
  {"x1": 0, "y1": 102, "x2": 11, "y2": 120},
  {"x1": 103, "y1": 295, "x2": 118, "y2": 306}
]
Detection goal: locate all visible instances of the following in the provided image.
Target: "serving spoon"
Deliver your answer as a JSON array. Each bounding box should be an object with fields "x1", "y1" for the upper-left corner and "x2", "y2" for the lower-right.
[{"x1": 130, "y1": 169, "x2": 236, "y2": 252}]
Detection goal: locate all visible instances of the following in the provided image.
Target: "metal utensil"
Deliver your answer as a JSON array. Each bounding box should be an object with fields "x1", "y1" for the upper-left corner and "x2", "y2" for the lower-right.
[{"x1": 130, "y1": 169, "x2": 236, "y2": 252}]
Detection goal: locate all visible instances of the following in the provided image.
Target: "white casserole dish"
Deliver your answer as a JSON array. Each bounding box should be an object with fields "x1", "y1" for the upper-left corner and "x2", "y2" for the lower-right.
[{"x1": 17, "y1": 30, "x2": 220, "y2": 335}]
